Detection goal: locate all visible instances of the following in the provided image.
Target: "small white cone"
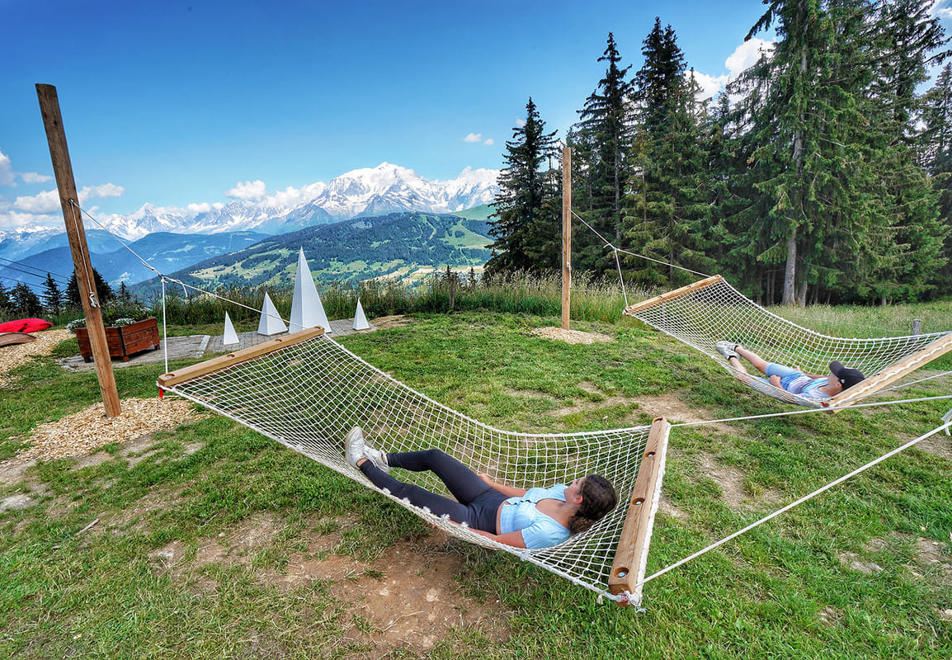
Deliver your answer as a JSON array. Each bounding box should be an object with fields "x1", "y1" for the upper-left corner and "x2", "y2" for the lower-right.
[
  {"x1": 257, "y1": 292, "x2": 287, "y2": 336},
  {"x1": 353, "y1": 298, "x2": 371, "y2": 330},
  {"x1": 223, "y1": 312, "x2": 239, "y2": 345},
  {"x1": 290, "y1": 247, "x2": 331, "y2": 333}
]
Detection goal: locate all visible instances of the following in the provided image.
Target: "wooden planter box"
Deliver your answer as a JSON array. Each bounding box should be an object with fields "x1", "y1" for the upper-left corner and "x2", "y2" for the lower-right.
[{"x1": 76, "y1": 318, "x2": 160, "y2": 363}]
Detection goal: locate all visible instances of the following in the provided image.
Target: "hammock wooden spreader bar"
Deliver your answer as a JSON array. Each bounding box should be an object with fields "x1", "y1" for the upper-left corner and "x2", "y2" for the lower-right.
[
  {"x1": 609, "y1": 417, "x2": 670, "y2": 604},
  {"x1": 623, "y1": 274, "x2": 724, "y2": 316},
  {"x1": 825, "y1": 332, "x2": 952, "y2": 410},
  {"x1": 158, "y1": 326, "x2": 325, "y2": 388}
]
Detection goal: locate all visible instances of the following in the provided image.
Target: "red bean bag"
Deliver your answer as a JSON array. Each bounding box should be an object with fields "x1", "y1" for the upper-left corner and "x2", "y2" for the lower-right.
[{"x1": 0, "y1": 318, "x2": 53, "y2": 333}]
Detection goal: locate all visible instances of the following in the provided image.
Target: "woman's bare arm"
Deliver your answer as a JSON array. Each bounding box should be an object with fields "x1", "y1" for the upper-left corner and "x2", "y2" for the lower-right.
[
  {"x1": 468, "y1": 528, "x2": 527, "y2": 548},
  {"x1": 477, "y1": 473, "x2": 527, "y2": 497}
]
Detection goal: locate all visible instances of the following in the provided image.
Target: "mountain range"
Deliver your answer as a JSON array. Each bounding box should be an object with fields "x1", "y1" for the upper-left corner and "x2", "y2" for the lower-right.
[
  {"x1": 0, "y1": 163, "x2": 498, "y2": 292},
  {"x1": 30, "y1": 162, "x2": 498, "y2": 241},
  {"x1": 131, "y1": 211, "x2": 493, "y2": 298}
]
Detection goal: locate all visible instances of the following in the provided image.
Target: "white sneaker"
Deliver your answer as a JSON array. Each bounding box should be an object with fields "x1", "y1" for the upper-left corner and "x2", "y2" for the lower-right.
[
  {"x1": 715, "y1": 341, "x2": 739, "y2": 361},
  {"x1": 345, "y1": 427, "x2": 365, "y2": 468},
  {"x1": 363, "y1": 443, "x2": 390, "y2": 474}
]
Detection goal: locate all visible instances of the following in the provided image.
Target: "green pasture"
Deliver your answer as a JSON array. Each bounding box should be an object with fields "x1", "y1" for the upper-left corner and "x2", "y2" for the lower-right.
[{"x1": 1, "y1": 305, "x2": 950, "y2": 658}]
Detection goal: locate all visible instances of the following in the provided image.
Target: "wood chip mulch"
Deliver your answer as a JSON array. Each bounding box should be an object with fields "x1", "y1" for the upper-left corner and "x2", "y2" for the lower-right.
[
  {"x1": 3, "y1": 397, "x2": 199, "y2": 466},
  {"x1": 0, "y1": 329, "x2": 71, "y2": 387},
  {"x1": 531, "y1": 326, "x2": 613, "y2": 345}
]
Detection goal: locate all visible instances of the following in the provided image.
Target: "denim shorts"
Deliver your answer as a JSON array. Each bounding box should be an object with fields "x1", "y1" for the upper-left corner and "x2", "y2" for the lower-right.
[{"x1": 765, "y1": 363, "x2": 805, "y2": 390}]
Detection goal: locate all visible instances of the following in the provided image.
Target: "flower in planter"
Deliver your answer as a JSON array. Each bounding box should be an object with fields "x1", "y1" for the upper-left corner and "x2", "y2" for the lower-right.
[{"x1": 66, "y1": 318, "x2": 86, "y2": 333}]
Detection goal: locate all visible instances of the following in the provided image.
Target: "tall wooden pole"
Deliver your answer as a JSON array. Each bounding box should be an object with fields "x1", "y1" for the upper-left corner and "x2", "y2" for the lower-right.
[
  {"x1": 36, "y1": 84, "x2": 121, "y2": 418},
  {"x1": 561, "y1": 146, "x2": 572, "y2": 330}
]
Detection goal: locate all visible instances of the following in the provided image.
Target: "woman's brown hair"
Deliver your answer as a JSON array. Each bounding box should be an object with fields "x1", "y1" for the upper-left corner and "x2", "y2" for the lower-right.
[{"x1": 567, "y1": 475, "x2": 617, "y2": 534}]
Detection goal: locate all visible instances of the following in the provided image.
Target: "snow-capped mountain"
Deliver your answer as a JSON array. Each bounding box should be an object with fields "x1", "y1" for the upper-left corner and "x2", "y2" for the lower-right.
[{"x1": 27, "y1": 163, "x2": 497, "y2": 241}]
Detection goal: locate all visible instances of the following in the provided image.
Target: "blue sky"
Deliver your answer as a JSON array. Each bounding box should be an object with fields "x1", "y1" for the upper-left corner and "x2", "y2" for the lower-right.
[{"x1": 2, "y1": 0, "x2": 950, "y2": 231}]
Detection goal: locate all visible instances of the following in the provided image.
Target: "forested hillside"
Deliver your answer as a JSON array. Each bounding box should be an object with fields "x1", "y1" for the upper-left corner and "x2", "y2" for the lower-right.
[
  {"x1": 132, "y1": 212, "x2": 491, "y2": 296},
  {"x1": 487, "y1": 2, "x2": 952, "y2": 305}
]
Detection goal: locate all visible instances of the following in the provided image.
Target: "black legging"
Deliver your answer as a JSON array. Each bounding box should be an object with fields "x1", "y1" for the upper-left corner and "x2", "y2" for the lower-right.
[{"x1": 358, "y1": 449, "x2": 506, "y2": 532}]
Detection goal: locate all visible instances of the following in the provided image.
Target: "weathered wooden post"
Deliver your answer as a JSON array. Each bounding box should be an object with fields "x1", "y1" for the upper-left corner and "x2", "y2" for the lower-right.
[
  {"x1": 561, "y1": 147, "x2": 572, "y2": 330},
  {"x1": 36, "y1": 84, "x2": 121, "y2": 417}
]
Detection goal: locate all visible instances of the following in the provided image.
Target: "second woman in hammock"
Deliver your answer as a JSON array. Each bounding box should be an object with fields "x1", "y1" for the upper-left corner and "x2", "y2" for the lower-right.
[
  {"x1": 345, "y1": 427, "x2": 617, "y2": 550},
  {"x1": 716, "y1": 342, "x2": 866, "y2": 401}
]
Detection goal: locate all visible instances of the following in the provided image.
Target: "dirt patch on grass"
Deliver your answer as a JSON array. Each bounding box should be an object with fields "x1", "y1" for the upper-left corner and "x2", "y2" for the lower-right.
[
  {"x1": 917, "y1": 432, "x2": 952, "y2": 462},
  {"x1": 150, "y1": 516, "x2": 508, "y2": 655},
  {"x1": 531, "y1": 326, "x2": 613, "y2": 345},
  {"x1": 372, "y1": 315, "x2": 411, "y2": 330}
]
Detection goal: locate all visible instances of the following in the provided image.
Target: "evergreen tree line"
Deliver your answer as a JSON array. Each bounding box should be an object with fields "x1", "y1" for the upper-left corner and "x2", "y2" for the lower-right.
[
  {"x1": 486, "y1": 1, "x2": 952, "y2": 305},
  {"x1": 0, "y1": 269, "x2": 139, "y2": 321}
]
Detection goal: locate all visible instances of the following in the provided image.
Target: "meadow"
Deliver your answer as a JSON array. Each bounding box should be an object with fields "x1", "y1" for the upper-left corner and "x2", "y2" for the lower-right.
[{"x1": 2, "y1": 279, "x2": 951, "y2": 658}]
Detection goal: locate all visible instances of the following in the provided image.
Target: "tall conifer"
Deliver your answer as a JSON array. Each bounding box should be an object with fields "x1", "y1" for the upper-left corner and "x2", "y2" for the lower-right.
[{"x1": 486, "y1": 98, "x2": 559, "y2": 277}]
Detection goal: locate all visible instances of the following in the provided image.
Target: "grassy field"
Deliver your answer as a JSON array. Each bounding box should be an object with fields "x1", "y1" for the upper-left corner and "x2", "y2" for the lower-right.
[{"x1": 1, "y1": 307, "x2": 951, "y2": 658}]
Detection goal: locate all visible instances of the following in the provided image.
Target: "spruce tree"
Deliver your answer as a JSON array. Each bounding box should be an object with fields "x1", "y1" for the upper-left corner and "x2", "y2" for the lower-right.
[
  {"x1": 65, "y1": 268, "x2": 113, "y2": 308},
  {"x1": 919, "y1": 62, "x2": 952, "y2": 292},
  {"x1": 486, "y1": 98, "x2": 559, "y2": 277},
  {"x1": 574, "y1": 33, "x2": 636, "y2": 274},
  {"x1": 626, "y1": 21, "x2": 715, "y2": 286},
  {"x1": 42, "y1": 273, "x2": 63, "y2": 316},
  {"x1": 11, "y1": 283, "x2": 42, "y2": 318}
]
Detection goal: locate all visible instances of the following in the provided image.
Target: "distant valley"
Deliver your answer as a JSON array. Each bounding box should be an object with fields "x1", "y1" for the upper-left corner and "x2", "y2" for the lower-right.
[{"x1": 132, "y1": 211, "x2": 493, "y2": 298}]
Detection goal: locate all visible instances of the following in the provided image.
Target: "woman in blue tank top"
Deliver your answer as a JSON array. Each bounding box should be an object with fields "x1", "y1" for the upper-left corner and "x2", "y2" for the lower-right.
[{"x1": 346, "y1": 427, "x2": 617, "y2": 550}]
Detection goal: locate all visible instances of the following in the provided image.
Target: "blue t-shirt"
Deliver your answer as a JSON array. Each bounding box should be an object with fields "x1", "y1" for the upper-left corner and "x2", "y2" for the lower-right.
[{"x1": 498, "y1": 484, "x2": 571, "y2": 550}]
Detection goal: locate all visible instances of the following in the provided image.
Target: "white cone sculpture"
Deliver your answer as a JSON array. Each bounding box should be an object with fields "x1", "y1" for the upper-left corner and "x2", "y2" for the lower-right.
[
  {"x1": 353, "y1": 298, "x2": 371, "y2": 331},
  {"x1": 257, "y1": 292, "x2": 287, "y2": 336},
  {"x1": 222, "y1": 311, "x2": 239, "y2": 345},
  {"x1": 290, "y1": 248, "x2": 331, "y2": 333}
]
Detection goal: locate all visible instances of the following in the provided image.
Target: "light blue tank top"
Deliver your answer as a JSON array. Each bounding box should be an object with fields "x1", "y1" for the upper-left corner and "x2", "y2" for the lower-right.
[{"x1": 498, "y1": 484, "x2": 570, "y2": 549}]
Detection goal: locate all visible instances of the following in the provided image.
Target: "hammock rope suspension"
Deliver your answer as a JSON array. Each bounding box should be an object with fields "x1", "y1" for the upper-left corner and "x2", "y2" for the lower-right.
[
  {"x1": 158, "y1": 328, "x2": 669, "y2": 605},
  {"x1": 624, "y1": 275, "x2": 952, "y2": 410}
]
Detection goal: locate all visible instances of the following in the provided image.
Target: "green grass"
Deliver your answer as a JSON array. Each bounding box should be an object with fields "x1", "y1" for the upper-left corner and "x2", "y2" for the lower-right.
[{"x1": 1, "y1": 308, "x2": 950, "y2": 657}]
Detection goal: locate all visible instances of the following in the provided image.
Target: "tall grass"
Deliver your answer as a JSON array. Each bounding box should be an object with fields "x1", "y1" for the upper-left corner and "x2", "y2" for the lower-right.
[{"x1": 146, "y1": 272, "x2": 652, "y2": 327}]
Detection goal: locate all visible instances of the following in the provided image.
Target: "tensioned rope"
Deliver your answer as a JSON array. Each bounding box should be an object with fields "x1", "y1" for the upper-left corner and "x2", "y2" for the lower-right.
[{"x1": 645, "y1": 418, "x2": 952, "y2": 585}]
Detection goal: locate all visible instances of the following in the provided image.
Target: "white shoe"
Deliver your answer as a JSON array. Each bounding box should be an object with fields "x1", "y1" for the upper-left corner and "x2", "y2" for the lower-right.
[
  {"x1": 715, "y1": 341, "x2": 739, "y2": 361},
  {"x1": 345, "y1": 427, "x2": 365, "y2": 468},
  {"x1": 344, "y1": 426, "x2": 391, "y2": 473}
]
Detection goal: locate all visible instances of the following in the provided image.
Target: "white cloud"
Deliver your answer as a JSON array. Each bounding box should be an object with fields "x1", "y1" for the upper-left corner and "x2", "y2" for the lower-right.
[
  {"x1": 13, "y1": 189, "x2": 60, "y2": 213},
  {"x1": 463, "y1": 132, "x2": 483, "y2": 143},
  {"x1": 0, "y1": 150, "x2": 13, "y2": 186},
  {"x1": 19, "y1": 172, "x2": 51, "y2": 184},
  {"x1": 79, "y1": 183, "x2": 124, "y2": 203},
  {"x1": 515, "y1": 118, "x2": 526, "y2": 128},
  {"x1": 484, "y1": 138, "x2": 494, "y2": 146},
  {"x1": 692, "y1": 71, "x2": 730, "y2": 100},
  {"x1": 692, "y1": 37, "x2": 776, "y2": 100},
  {"x1": 932, "y1": 1, "x2": 952, "y2": 19},
  {"x1": 226, "y1": 179, "x2": 266, "y2": 201},
  {"x1": 725, "y1": 38, "x2": 775, "y2": 77},
  {"x1": 12, "y1": 182, "x2": 124, "y2": 213},
  {"x1": 186, "y1": 201, "x2": 221, "y2": 214}
]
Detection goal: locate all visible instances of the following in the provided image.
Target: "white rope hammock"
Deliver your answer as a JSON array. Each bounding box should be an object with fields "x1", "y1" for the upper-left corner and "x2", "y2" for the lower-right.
[
  {"x1": 158, "y1": 329, "x2": 667, "y2": 605},
  {"x1": 625, "y1": 275, "x2": 952, "y2": 409}
]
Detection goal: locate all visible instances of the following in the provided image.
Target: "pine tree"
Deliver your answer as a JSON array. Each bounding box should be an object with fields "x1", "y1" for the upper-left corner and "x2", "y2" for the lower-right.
[
  {"x1": 918, "y1": 62, "x2": 952, "y2": 292},
  {"x1": 11, "y1": 283, "x2": 42, "y2": 318},
  {"x1": 41, "y1": 273, "x2": 63, "y2": 316},
  {"x1": 626, "y1": 21, "x2": 715, "y2": 286},
  {"x1": 733, "y1": 0, "x2": 896, "y2": 305},
  {"x1": 574, "y1": 33, "x2": 636, "y2": 274},
  {"x1": 485, "y1": 98, "x2": 560, "y2": 277},
  {"x1": 0, "y1": 282, "x2": 10, "y2": 315},
  {"x1": 65, "y1": 268, "x2": 113, "y2": 308}
]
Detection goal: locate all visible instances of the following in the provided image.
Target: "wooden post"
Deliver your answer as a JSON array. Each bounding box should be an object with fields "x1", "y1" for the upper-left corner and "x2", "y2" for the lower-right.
[
  {"x1": 36, "y1": 84, "x2": 121, "y2": 418},
  {"x1": 561, "y1": 147, "x2": 572, "y2": 330}
]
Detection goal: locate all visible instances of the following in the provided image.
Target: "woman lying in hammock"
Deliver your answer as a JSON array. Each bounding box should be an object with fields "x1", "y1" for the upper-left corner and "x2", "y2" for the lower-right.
[
  {"x1": 716, "y1": 341, "x2": 866, "y2": 401},
  {"x1": 345, "y1": 427, "x2": 617, "y2": 550}
]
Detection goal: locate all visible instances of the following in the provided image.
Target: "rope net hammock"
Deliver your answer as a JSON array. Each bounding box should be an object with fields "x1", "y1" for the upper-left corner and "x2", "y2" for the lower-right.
[
  {"x1": 158, "y1": 328, "x2": 669, "y2": 606},
  {"x1": 625, "y1": 275, "x2": 952, "y2": 410}
]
